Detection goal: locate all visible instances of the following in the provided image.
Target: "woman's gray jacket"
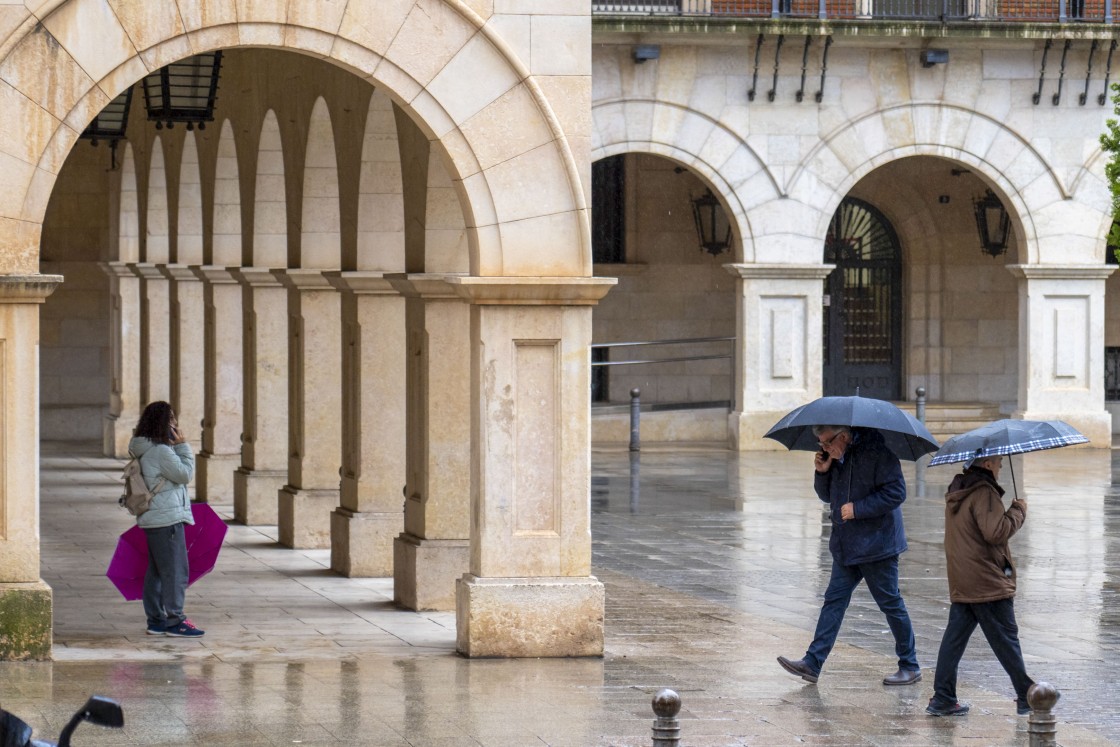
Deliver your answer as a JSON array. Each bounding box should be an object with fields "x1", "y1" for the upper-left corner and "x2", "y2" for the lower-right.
[{"x1": 128, "y1": 436, "x2": 195, "y2": 529}]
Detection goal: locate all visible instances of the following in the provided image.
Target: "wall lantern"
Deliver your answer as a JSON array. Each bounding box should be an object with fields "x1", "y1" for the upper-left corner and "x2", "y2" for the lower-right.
[
  {"x1": 691, "y1": 189, "x2": 732, "y2": 256},
  {"x1": 972, "y1": 189, "x2": 1011, "y2": 258},
  {"x1": 141, "y1": 51, "x2": 223, "y2": 131},
  {"x1": 79, "y1": 87, "x2": 133, "y2": 169}
]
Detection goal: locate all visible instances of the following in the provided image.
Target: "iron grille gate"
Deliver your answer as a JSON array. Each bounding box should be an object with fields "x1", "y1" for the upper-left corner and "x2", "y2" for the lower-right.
[{"x1": 823, "y1": 197, "x2": 902, "y2": 400}]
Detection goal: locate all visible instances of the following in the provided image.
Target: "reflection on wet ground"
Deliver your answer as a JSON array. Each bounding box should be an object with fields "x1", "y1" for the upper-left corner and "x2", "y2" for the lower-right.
[{"x1": 1, "y1": 443, "x2": 1117, "y2": 745}]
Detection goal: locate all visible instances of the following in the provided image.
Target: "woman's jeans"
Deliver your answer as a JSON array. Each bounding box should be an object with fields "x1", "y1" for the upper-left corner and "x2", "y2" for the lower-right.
[
  {"x1": 932, "y1": 598, "x2": 1033, "y2": 707},
  {"x1": 142, "y1": 523, "x2": 188, "y2": 628},
  {"x1": 804, "y1": 556, "x2": 919, "y2": 675}
]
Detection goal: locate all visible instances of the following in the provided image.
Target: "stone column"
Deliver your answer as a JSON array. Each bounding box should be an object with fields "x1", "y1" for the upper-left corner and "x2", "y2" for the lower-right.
[
  {"x1": 1009, "y1": 265, "x2": 1115, "y2": 444},
  {"x1": 325, "y1": 272, "x2": 406, "y2": 578},
  {"x1": 450, "y1": 277, "x2": 615, "y2": 658},
  {"x1": 101, "y1": 262, "x2": 141, "y2": 457},
  {"x1": 0, "y1": 274, "x2": 62, "y2": 660},
  {"x1": 131, "y1": 263, "x2": 171, "y2": 405},
  {"x1": 387, "y1": 275, "x2": 470, "y2": 611},
  {"x1": 276, "y1": 269, "x2": 342, "y2": 548},
  {"x1": 162, "y1": 265, "x2": 205, "y2": 454},
  {"x1": 724, "y1": 263, "x2": 834, "y2": 451},
  {"x1": 194, "y1": 266, "x2": 243, "y2": 504},
  {"x1": 232, "y1": 268, "x2": 288, "y2": 525}
]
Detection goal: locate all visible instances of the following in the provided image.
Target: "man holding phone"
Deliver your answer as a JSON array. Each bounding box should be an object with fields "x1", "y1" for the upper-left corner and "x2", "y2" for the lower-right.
[{"x1": 776, "y1": 424, "x2": 920, "y2": 686}]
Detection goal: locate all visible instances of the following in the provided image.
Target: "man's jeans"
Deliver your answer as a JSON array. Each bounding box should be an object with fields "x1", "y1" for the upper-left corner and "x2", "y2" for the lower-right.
[
  {"x1": 804, "y1": 556, "x2": 919, "y2": 675},
  {"x1": 932, "y1": 598, "x2": 1033, "y2": 707},
  {"x1": 142, "y1": 523, "x2": 188, "y2": 628}
]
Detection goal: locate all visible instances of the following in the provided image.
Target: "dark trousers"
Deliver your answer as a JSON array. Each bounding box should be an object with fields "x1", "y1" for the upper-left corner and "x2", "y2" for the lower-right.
[
  {"x1": 932, "y1": 598, "x2": 1033, "y2": 707},
  {"x1": 804, "y1": 556, "x2": 919, "y2": 674},
  {"x1": 142, "y1": 523, "x2": 188, "y2": 628}
]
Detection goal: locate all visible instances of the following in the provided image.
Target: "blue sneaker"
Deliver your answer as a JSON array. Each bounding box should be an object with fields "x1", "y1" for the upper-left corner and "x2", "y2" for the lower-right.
[
  {"x1": 164, "y1": 618, "x2": 205, "y2": 638},
  {"x1": 145, "y1": 624, "x2": 165, "y2": 636}
]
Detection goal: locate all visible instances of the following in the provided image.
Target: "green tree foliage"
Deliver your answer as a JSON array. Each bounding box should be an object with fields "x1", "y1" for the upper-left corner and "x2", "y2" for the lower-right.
[{"x1": 1099, "y1": 82, "x2": 1120, "y2": 262}]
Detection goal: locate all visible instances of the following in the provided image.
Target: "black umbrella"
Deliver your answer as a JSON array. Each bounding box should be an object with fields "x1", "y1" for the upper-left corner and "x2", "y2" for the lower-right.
[
  {"x1": 764, "y1": 395, "x2": 939, "y2": 461},
  {"x1": 928, "y1": 418, "x2": 1088, "y2": 499}
]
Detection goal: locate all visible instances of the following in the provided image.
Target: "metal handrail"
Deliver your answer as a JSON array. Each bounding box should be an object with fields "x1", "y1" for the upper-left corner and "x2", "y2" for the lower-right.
[{"x1": 592, "y1": 336, "x2": 735, "y2": 368}]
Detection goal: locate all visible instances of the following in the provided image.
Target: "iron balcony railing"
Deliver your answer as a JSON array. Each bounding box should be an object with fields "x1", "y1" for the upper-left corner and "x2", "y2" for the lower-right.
[{"x1": 593, "y1": 0, "x2": 1113, "y2": 23}]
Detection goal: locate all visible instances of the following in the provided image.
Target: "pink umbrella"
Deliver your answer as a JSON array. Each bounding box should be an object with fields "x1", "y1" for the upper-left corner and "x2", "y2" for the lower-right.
[{"x1": 106, "y1": 503, "x2": 228, "y2": 600}]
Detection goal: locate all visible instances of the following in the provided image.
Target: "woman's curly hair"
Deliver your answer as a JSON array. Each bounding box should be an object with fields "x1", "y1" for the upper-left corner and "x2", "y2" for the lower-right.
[{"x1": 134, "y1": 401, "x2": 176, "y2": 445}]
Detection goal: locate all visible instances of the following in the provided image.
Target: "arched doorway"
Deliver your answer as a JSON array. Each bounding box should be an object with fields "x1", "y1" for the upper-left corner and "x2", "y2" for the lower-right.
[{"x1": 822, "y1": 197, "x2": 903, "y2": 400}]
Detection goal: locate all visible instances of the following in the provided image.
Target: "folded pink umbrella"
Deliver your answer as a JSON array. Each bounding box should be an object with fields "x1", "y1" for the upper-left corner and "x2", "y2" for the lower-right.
[{"x1": 106, "y1": 503, "x2": 228, "y2": 601}]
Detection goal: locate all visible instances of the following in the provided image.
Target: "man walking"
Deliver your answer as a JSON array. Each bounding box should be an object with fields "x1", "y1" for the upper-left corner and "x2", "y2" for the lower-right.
[{"x1": 777, "y1": 425, "x2": 921, "y2": 685}]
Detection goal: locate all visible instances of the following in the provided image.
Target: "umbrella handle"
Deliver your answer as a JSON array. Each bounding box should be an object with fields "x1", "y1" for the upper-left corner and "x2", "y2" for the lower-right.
[{"x1": 1009, "y1": 456, "x2": 1018, "y2": 501}]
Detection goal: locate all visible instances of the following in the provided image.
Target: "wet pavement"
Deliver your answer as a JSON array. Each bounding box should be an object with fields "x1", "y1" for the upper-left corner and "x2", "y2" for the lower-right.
[{"x1": 1, "y1": 441, "x2": 1117, "y2": 745}]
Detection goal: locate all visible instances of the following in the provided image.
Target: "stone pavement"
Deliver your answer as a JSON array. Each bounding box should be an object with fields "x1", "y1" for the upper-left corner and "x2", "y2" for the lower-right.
[{"x1": 0, "y1": 441, "x2": 1117, "y2": 745}]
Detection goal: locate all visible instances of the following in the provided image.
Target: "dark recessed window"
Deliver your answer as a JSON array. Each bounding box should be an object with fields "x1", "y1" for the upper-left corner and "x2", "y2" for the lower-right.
[{"x1": 592, "y1": 156, "x2": 626, "y2": 264}]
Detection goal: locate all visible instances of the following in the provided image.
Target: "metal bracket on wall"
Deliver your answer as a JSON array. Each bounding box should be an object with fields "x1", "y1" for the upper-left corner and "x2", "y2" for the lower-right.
[
  {"x1": 1080, "y1": 39, "x2": 1099, "y2": 105},
  {"x1": 1101, "y1": 40, "x2": 1118, "y2": 105},
  {"x1": 1052, "y1": 39, "x2": 1072, "y2": 105},
  {"x1": 748, "y1": 34, "x2": 764, "y2": 101},
  {"x1": 768, "y1": 34, "x2": 785, "y2": 102},
  {"x1": 816, "y1": 36, "x2": 833, "y2": 103},
  {"x1": 796, "y1": 36, "x2": 813, "y2": 102},
  {"x1": 1032, "y1": 38, "x2": 1052, "y2": 105}
]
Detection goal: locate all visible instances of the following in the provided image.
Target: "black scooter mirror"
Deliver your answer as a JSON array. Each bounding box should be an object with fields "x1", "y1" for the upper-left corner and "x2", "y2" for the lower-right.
[{"x1": 57, "y1": 697, "x2": 123, "y2": 747}]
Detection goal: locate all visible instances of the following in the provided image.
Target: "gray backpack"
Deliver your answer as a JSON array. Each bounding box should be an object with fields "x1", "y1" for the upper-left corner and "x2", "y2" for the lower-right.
[{"x1": 118, "y1": 451, "x2": 164, "y2": 517}]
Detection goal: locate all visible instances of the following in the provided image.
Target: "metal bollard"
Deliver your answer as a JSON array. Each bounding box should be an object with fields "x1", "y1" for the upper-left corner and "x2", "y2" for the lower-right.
[
  {"x1": 915, "y1": 386, "x2": 926, "y2": 424},
  {"x1": 629, "y1": 388, "x2": 641, "y2": 452},
  {"x1": 1028, "y1": 682, "x2": 1060, "y2": 747},
  {"x1": 651, "y1": 688, "x2": 681, "y2": 746}
]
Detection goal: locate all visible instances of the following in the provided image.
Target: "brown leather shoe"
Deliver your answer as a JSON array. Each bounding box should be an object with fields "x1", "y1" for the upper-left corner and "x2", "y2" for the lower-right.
[
  {"x1": 777, "y1": 656, "x2": 819, "y2": 684},
  {"x1": 883, "y1": 668, "x2": 922, "y2": 686}
]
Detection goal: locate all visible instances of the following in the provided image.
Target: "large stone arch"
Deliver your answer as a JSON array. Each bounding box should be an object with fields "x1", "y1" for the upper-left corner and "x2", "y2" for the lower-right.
[
  {"x1": 0, "y1": 0, "x2": 588, "y2": 277},
  {"x1": 591, "y1": 98, "x2": 780, "y2": 264},
  {"x1": 786, "y1": 102, "x2": 1095, "y2": 267}
]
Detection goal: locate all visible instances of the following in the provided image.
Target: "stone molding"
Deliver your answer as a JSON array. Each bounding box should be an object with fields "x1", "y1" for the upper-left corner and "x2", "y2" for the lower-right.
[
  {"x1": 323, "y1": 271, "x2": 399, "y2": 296},
  {"x1": 273, "y1": 268, "x2": 334, "y2": 290},
  {"x1": 1007, "y1": 264, "x2": 1117, "y2": 280},
  {"x1": 98, "y1": 262, "x2": 134, "y2": 280},
  {"x1": 445, "y1": 276, "x2": 617, "y2": 305},
  {"x1": 192, "y1": 266, "x2": 241, "y2": 285},
  {"x1": 159, "y1": 264, "x2": 202, "y2": 282},
  {"x1": 231, "y1": 267, "x2": 285, "y2": 288},
  {"x1": 0, "y1": 274, "x2": 63, "y2": 303},
  {"x1": 128, "y1": 263, "x2": 165, "y2": 281},
  {"x1": 723, "y1": 263, "x2": 835, "y2": 280},
  {"x1": 386, "y1": 273, "x2": 466, "y2": 301}
]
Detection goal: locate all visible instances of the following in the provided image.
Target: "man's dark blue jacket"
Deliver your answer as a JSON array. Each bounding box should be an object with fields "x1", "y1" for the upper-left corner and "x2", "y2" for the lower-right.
[{"x1": 813, "y1": 428, "x2": 908, "y2": 565}]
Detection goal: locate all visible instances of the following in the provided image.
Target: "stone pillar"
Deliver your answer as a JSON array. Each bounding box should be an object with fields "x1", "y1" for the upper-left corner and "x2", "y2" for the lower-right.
[
  {"x1": 195, "y1": 266, "x2": 243, "y2": 504},
  {"x1": 450, "y1": 277, "x2": 615, "y2": 658},
  {"x1": 162, "y1": 265, "x2": 205, "y2": 454},
  {"x1": 0, "y1": 274, "x2": 62, "y2": 660},
  {"x1": 232, "y1": 268, "x2": 288, "y2": 525},
  {"x1": 388, "y1": 275, "x2": 471, "y2": 611},
  {"x1": 132, "y1": 263, "x2": 171, "y2": 405},
  {"x1": 276, "y1": 269, "x2": 342, "y2": 548},
  {"x1": 326, "y1": 272, "x2": 406, "y2": 578},
  {"x1": 725, "y1": 263, "x2": 834, "y2": 451},
  {"x1": 101, "y1": 262, "x2": 142, "y2": 457},
  {"x1": 1009, "y1": 265, "x2": 1115, "y2": 444}
]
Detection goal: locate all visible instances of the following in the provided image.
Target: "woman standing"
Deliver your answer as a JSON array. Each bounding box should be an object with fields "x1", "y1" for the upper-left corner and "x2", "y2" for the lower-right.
[{"x1": 129, "y1": 401, "x2": 205, "y2": 638}]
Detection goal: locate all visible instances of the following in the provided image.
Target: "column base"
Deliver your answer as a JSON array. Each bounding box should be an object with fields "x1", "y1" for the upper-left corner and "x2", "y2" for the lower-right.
[
  {"x1": 330, "y1": 508, "x2": 400, "y2": 577},
  {"x1": 102, "y1": 414, "x2": 135, "y2": 458},
  {"x1": 233, "y1": 468, "x2": 285, "y2": 525},
  {"x1": 455, "y1": 574, "x2": 604, "y2": 658},
  {"x1": 1014, "y1": 408, "x2": 1113, "y2": 447},
  {"x1": 729, "y1": 410, "x2": 790, "y2": 451},
  {"x1": 0, "y1": 581, "x2": 52, "y2": 660},
  {"x1": 393, "y1": 534, "x2": 468, "y2": 611},
  {"x1": 278, "y1": 486, "x2": 339, "y2": 549},
  {"x1": 196, "y1": 452, "x2": 240, "y2": 505}
]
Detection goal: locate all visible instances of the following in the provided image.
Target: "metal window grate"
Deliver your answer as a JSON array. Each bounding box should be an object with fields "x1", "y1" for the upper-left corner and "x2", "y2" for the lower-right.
[{"x1": 1107, "y1": 347, "x2": 1120, "y2": 400}]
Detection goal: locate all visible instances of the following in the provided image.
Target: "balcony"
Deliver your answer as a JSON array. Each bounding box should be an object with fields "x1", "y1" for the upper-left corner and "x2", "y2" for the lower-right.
[{"x1": 592, "y1": 0, "x2": 1113, "y2": 23}]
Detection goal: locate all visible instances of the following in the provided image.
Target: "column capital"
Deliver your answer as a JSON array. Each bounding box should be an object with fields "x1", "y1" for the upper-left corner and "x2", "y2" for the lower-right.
[
  {"x1": 99, "y1": 261, "x2": 136, "y2": 280},
  {"x1": 192, "y1": 265, "x2": 241, "y2": 285},
  {"x1": 130, "y1": 262, "x2": 166, "y2": 280},
  {"x1": 274, "y1": 268, "x2": 334, "y2": 290},
  {"x1": 1007, "y1": 264, "x2": 1117, "y2": 280},
  {"x1": 444, "y1": 276, "x2": 617, "y2": 305},
  {"x1": 723, "y1": 263, "x2": 835, "y2": 280},
  {"x1": 0, "y1": 274, "x2": 63, "y2": 303},
  {"x1": 323, "y1": 271, "x2": 399, "y2": 296},
  {"x1": 231, "y1": 266, "x2": 285, "y2": 288},
  {"x1": 159, "y1": 264, "x2": 202, "y2": 282},
  {"x1": 386, "y1": 273, "x2": 464, "y2": 300}
]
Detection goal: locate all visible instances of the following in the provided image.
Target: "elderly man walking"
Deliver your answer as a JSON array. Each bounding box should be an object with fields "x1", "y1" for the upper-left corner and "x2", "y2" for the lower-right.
[{"x1": 777, "y1": 424, "x2": 921, "y2": 686}]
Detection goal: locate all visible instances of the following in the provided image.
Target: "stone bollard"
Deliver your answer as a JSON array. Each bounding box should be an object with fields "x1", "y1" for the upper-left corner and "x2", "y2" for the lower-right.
[
  {"x1": 915, "y1": 386, "x2": 926, "y2": 424},
  {"x1": 629, "y1": 388, "x2": 641, "y2": 452},
  {"x1": 1028, "y1": 681, "x2": 1060, "y2": 747},
  {"x1": 651, "y1": 688, "x2": 681, "y2": 746}
]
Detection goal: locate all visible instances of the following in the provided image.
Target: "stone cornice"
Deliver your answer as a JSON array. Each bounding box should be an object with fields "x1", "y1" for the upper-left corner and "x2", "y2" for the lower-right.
[
  {"x1": 231, "y1": 267, "x2": 285, "y2": 288},
  {"x1": 129, "y1": 263, "x2": 166, "y2": 281},
  {"x1": 0, "y1": 274, "x2": 63, "y2": 303},
  {"x1": 160, "y1": 264, "x2": 202, "y2": 282},
  {"x1": 192, "y1": 266, "x2": 241, "y2": 285},
  {"x1": 387, "y1": 273, "x2": 467, "y2": 301},
  {"x1": 446, "y1": 276, "x2": 618, "y2": 305},
  {"x1": 1007, "y1": 264, "x2": 1117, "y2": 280},
  {"x1": 323, "y1": 271, "x2": 398, "y2": 295},
  {"x1": 99, "y1": 261, "x2": 136, "y2": 280},
  {"x1": 723, "y1": 263, "x2": 836, "y2": 280},
  {"x1": 273, "y1": 268, "x2": 334, "y2": 290}
]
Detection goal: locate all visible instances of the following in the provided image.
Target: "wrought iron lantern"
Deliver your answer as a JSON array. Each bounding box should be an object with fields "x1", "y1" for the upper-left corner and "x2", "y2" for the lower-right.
[
  {"x1": 141, "y1": 51, "x2": 223, "y2": 131},
  {"x1": 973, "y1": 189, "x2": 1011, "y2": 258},
  {"x1": 691, "y1": 189, "x2": 732, "y2": 256},
  {"x1": 79, "y1": 87, "x2": 133, "y2": 169}
]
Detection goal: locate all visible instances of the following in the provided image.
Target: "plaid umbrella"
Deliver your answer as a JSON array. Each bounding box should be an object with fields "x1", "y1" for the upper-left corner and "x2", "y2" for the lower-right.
[{"x1": 764, "y1": 395, "x2": 939, "y2": 461}]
